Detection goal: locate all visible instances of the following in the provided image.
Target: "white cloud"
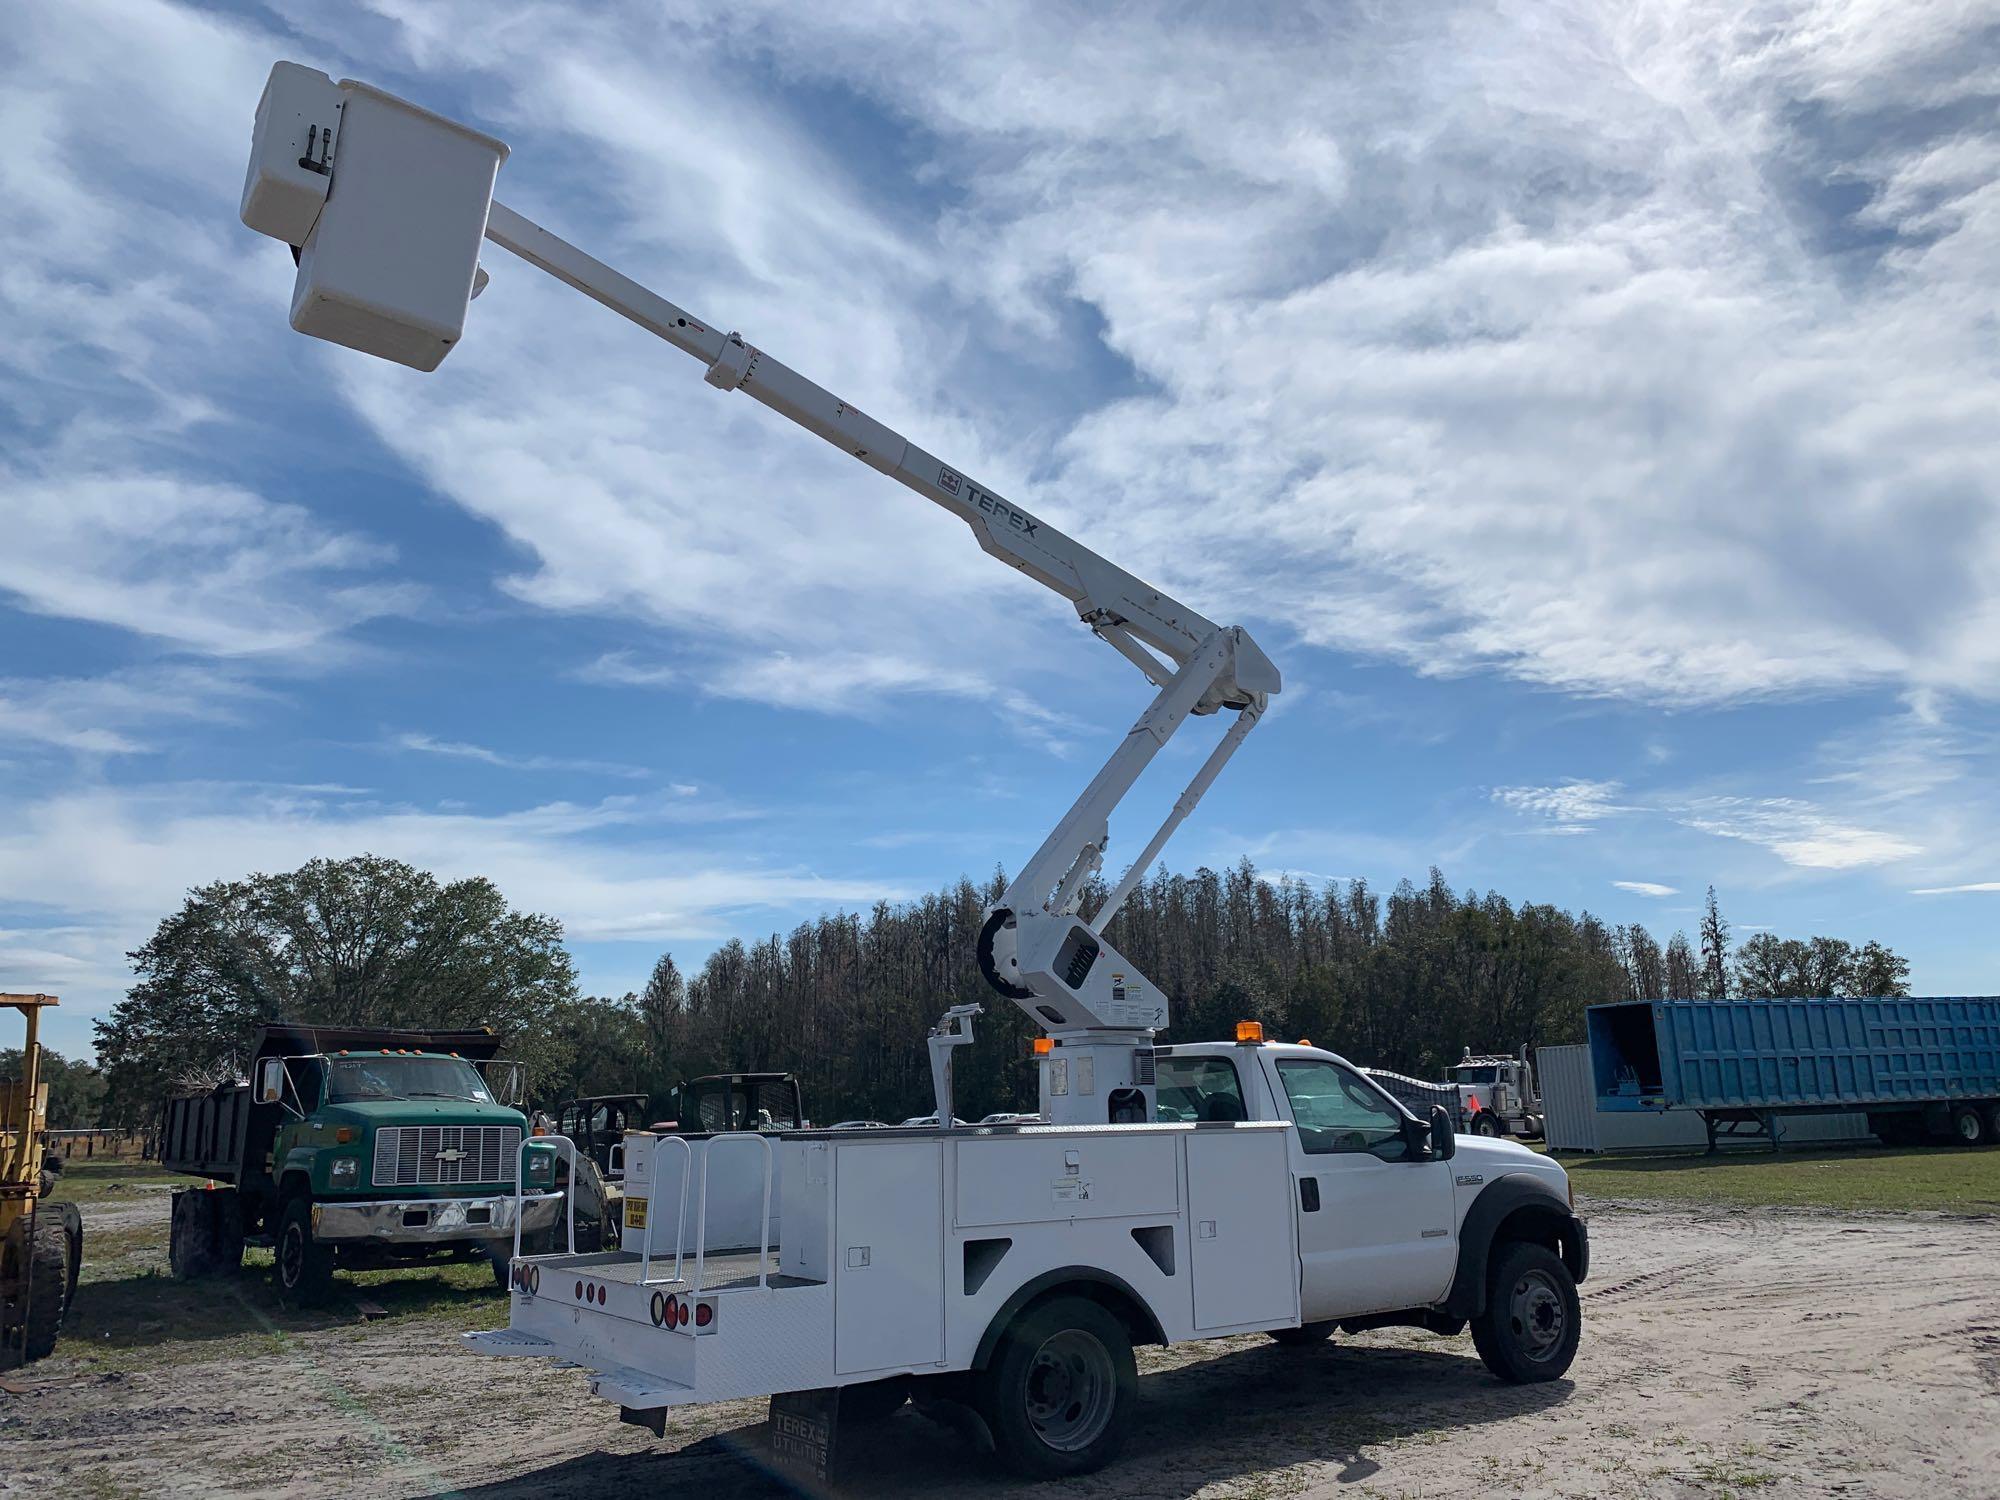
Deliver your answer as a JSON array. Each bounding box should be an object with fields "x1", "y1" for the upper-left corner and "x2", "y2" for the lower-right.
[
  {"x1": 1613, "y1": 880, "x2": 1678, "y2": 898},
  {"x1": 0, "y1": 2, "x2": 418, "y2": 662},
  {"x1": 1674, "y1": 795, "x2": 1923, "y2": 871},
  {"x1": 0, "y1": 780, "x2": 904, "y2": 1044},
  {"x1": 0, "y1": 666, "x2": 264, "y2": 755},
  {"x1": 393, "y1": 732, "x2": 652, "y2": 780},
  {"x1": 1911, "y1": 881, "x2": 2000, "y2": 895}
]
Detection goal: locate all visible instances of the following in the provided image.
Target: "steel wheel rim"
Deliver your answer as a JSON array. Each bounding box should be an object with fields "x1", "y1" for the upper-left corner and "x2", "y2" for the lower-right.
[
  {"x1": 1508, "y1": 1268, "x2": 1565, "y2": 1360},
  {"x1": 279, "y1": 1221, "x2": 303, "y2": 1287},
  {"x1": 1956, "y1": 1112, "x2": 1980, "y2": 1143},
  {"x1": 1023, "y1": 1328, "x2": 1115, "y2": 1452}
]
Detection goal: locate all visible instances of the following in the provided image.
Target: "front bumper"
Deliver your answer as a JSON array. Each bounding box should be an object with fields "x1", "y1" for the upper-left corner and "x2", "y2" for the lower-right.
[{"x1": 312, "y1": 1191, "x2": 564, "y2": 1244}]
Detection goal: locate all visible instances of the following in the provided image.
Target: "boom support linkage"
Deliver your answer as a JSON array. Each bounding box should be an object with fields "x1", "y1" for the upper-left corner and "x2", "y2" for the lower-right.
[{"x1": 243, "y1": 68, "x2": 1281, "y2": 1125}]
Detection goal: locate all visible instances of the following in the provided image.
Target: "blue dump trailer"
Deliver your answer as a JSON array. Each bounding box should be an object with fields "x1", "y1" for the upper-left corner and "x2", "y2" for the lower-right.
[{"x1": 1586, "y1": 997, "x2": 2000, "y2": 1150}]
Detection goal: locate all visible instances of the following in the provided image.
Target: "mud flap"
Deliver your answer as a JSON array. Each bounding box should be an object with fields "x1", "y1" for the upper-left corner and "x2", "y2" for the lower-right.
[{"x1": 767, "y1": 1387, "x2": 840, "y2": 1484}]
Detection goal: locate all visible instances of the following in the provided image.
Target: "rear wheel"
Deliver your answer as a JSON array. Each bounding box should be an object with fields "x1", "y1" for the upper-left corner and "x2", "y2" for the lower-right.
[
  {"x1": 169, "y1": 1190, "x2": 218, "y2": 1279},
  {"x1": 978, "y1": 1296, "x2": 1136, "y2": 1479},
  {"x1": 1470, "y1": 1241, "x2": 1580, "y2": 1383},
  {"x1": 1949, "y1": 1103, "x2": 1989, "y2": 1147},
  {"x1": 274, "y1": 1196, "x2": 335, "y2": 1308},
  {"x1": 1267, "y1": 1320, "x2": 1335, "y2": 1347}
]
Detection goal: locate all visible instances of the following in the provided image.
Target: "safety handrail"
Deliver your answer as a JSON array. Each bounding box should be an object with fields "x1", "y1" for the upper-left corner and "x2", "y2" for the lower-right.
[
  {"x1": 637, "y1": 1133, "x2": 695, "y2": 1288},
  {"x1": 512, "y1": 1134, "x2": 578, "y2": 1260},
  {"x1": 693, "y1": 1131, "x2": 776, "y2": 1293}
]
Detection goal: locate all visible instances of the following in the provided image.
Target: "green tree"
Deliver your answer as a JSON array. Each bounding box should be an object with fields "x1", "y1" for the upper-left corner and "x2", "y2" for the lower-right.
[
  {"x1": 0, "y1": 1046, "x2": 107, "y2": 1130},
  {"x1": 1699, "y1": 887, "x2": 1730, "y2": 998},
  {"x1": 96, "y1": 854, "x2": 577, "y2": 1122},
  {"x1": 1848, "y1": 940, "x2": 1912, "y2": 997}
]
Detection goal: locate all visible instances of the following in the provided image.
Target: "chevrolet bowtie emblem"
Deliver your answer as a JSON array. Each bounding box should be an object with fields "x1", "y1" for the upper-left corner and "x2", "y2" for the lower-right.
[{"x1": 435, "y1": 1147, "x2": 467, "y2": 1163}]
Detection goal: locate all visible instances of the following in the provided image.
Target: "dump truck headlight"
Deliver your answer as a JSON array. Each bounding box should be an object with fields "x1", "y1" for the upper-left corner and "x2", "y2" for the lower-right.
[
  {"x1": 525, "y1": 1148, "x2": 555, "y2": 1186},
  {"x1": 330, "y1": 1156, "x2": 359, "y2": 1186}
]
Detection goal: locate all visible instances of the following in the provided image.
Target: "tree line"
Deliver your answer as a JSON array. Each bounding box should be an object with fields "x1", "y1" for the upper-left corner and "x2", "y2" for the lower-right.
[{"x1": 63, "y1": 854, "x2": 1914, "y2": 1129}]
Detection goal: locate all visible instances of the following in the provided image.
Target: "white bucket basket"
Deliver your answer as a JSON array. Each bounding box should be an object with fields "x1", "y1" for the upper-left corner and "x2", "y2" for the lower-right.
[{"x1": 290, "y1": 80, "x2": 508, "y2": 372}]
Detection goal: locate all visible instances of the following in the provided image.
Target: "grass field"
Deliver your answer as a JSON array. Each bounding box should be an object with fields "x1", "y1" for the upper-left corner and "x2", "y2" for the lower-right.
[
  {"x1": 1558, "y1": 1143, "x2": 2000, "y2": 1214},
  {"x1": 44, "y1": 1157, "x2": 509, "y2": 1375}
]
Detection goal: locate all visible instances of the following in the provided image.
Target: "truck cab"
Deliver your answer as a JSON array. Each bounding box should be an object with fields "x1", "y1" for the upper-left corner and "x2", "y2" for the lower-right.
[
  {"x1": 1450, "y1": 1047, "x2": 1545, "y2": 1139},
  {"x1": 1159, "y1": 1035, "x2": 1579, "y2": 1330},
  {"x1": 162, "y1": 1024, "x2": 563, "y2": 1306}
]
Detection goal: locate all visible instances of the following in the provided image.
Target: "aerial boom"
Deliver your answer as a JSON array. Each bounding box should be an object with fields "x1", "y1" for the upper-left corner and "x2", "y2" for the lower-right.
[{"x1": 239, "y1": 64, "x2": 1282, "y2": 1125}]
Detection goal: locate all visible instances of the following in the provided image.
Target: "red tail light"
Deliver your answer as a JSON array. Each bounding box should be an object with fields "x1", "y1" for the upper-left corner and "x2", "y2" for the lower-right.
[
  {"x1": 664, "y1": 1294, "x2": 680, "y2": 1326},
  {"x1": 694, "y1": 1302, "x2": 713, "y2": 1328}
]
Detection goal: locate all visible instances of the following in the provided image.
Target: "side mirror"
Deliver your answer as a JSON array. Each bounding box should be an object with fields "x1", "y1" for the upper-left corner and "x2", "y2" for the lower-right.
[
  {"x1": 258, "y1": 1058, "x2": 285, "y2": 1105},
  {"x1": 1429, "y1": 1105, "x2": 1457, "y2": 1161}
]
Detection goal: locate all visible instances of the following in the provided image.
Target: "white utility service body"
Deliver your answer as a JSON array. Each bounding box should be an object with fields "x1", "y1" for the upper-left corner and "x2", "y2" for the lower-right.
[{"x1": 237, "y1": 62, "x2": 1593, "y2": 1477}]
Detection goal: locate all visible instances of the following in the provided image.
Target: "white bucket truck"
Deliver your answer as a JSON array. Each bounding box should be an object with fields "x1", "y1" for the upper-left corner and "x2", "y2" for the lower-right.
[{"x1": 237, "y1": 63, "x2": 1590, "y2": 1479}]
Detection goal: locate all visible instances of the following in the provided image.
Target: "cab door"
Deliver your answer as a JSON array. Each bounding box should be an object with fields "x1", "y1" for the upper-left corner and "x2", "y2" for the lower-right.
[{"x1": 1270, "y1": 1056, "x2": 1458, "y2": 1320}]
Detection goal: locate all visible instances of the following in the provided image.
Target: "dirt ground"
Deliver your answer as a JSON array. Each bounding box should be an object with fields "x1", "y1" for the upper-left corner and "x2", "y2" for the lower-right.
[{"x1": 7, "y1": 1187, "x2": 1997, "y2": 1499}]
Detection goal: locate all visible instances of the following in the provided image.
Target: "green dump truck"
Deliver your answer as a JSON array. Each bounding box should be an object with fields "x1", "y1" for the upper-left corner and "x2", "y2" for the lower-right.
[{"x1": 160, "y1": 1023, "x2": 562, "y2": 1306}]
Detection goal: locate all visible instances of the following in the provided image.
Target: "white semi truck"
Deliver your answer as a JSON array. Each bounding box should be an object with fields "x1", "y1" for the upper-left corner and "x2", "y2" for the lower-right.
[{"x1": 235, "y1": 62, "x2": 1591, "y2": 1479}]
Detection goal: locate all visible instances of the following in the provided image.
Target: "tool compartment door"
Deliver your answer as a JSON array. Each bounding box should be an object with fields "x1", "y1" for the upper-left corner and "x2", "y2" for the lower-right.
[
  {"x1": 835, "y1": 1141, "x2": 944, "y2": 1375},
  {"x1": 1184, "y1": 1126, "x2": 1299, "y2": 1331}
]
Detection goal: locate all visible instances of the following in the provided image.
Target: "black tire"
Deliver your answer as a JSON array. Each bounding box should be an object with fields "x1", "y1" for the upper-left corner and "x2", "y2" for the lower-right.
[
  {"x1": 274, "y1": 1196, "x2": 335, "y2": 1309},
  {"x1": 60, "y1": 1204, "x2": 84, "y2": 1314},
  {"x1": 1948, "y1": 1103, "x2": 1988, "y2": 1148},
  {"x1": 1988, "y1": 1102, "x2": 2000, "y2": 1144},
  {"x1": 977, "y1": 1296, "x2": 1136, "y2": 1479},
  {"x1": 1267, "y1": 1320, "x2": 1336, "y2": 1347},
  {"x1": 169, "y1": 1190, "x2": 218, "y2": 1280},
  {"x1": 1471, "y1": 1114, "x2": 1502, "y2": 1138},
  {"x1": 487, "y1": 1242, "x2": 514, "y2": 1292},
  {"x1": 1869, "y1": 1112, "x2": 1923, "y2": 1148},
  {"x1": 1470, "y1": 1241, "x2": 1580, "y2": 1384},
  {"x1": 22, "y1": 1215, "x2": 71, "y2": 1361},
  {"x1": 838, "y1": 1375, "x2": 910, "y2": 1424}
]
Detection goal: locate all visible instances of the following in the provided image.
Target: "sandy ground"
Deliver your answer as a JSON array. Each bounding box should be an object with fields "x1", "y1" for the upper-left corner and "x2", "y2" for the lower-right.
[{"x1": 6, "y1": 1191, "x2": 1997, "y2": 1499}]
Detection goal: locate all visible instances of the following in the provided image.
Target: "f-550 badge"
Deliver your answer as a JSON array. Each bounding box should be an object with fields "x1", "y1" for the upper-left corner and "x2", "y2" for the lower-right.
[{"x1": 1455, "y1": 1173, "x2": 1484, "y2": 1187}]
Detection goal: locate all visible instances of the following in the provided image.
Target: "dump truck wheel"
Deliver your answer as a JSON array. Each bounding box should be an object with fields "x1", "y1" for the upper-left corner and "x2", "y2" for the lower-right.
[
  {"x1": 1472, "y1": 1113, "x2": 1502, "y2": 1138},
  {"x1": 1470, "y1": 1241, "x2": 1579, "y2": 1384},
  {"x1": 22, "y1": 1216, "x2": 71, "y2": 1361},
  {"x1": 1267, "y1": 1320, "x2": 1335, "y2": 1347},
  {"x1": 978, "y1": 1295, "x2": 1135, "y2": 1479},
  {"x1": 1948, "y1": 1104, "x2": 1988, "y2": 1147},
  {"x1": 169, "y1": 1190, "x2": 219, "y2": 1280},
  {"x1": 274, "y1": 1197, "x2": 334, "y2": 1308}
]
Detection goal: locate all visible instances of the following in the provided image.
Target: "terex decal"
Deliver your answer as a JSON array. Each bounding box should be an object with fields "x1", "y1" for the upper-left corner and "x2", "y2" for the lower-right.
[{"x1": 965, "y1": 482, "x2": 1040, "y2": 539}]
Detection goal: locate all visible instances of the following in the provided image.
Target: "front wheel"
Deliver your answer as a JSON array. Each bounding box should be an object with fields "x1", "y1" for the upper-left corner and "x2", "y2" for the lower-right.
[
  {"x1": 274, "y1": 1197, "x2": 335, "y2": 1309},
  {"x1": 978, "y1": 1296, "x2": 1136, "y2": 1479},
  {"x1": 1471, "y1": 1113, "x2": 1502, "y2": 1138},
  {"x1": 1470, "y1": 1241, "x2": 1580, "y2": 1383}
]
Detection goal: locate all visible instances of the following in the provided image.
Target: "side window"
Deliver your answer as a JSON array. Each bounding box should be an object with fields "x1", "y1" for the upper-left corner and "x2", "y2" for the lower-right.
[
  {"x1": 1154, "y1": 1057, "x2": 1248, "y2": 1124},
  {"x1": 1278, "y1": 1060, "x2": 1411, "y2": 1159}
]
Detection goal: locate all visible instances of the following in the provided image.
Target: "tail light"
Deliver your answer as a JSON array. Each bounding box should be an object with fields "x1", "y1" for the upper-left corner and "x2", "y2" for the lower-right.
[{"x1": 694, "y1": 1302, "x2": 713, "y2": 1328}]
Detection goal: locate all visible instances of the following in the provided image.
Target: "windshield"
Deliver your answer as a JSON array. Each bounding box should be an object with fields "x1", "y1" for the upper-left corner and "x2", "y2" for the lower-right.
[
  {"x1": 1454, "y1": 1065, "x2": 1499, "y2": 1085},
  {"x1": 327, "y1": 1055, "x2": 493, "y2": 1104}
]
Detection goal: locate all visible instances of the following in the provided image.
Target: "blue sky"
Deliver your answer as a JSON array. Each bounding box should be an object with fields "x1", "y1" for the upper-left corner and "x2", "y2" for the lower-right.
[{"x1": 3, "y1": 1, "x2": 1997, "y2": 1061}]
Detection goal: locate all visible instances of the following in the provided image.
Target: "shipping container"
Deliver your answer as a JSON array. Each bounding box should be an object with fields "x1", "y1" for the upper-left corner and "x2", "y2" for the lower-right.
[
  {"x1": 1586, "y1": 997, "x2": 2000, "y2": 1149},
  {"x1": 1538, "y1": 1043, "x2": 1870, "y2": 1153}
]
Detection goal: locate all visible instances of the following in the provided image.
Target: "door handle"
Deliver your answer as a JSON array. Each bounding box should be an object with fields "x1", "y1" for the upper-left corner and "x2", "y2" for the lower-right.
[{"x1": 1298, "y1": 1178, "x2": 1320, "y2": 1212}]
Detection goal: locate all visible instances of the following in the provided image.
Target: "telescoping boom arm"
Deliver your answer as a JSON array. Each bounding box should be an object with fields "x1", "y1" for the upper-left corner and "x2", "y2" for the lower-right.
[{"x1": 239, "y1": 64, "x2": 1280, "y2": 1125}]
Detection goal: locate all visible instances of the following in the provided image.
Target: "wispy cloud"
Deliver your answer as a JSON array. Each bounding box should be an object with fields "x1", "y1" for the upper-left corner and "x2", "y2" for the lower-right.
[
  {"x1": 393, "y1": 732, "x2": 653, "y2": 780},
  {"x1": 0, "y1": 666, "x2": 267, "y2": 756},
  {"x1": 1910, "y1": 881, "x2": 2000, "y2": 896},
  {"x1": 1613, "y1": 880, "x2": 1678, "y2": 898},
  {"x1": 1492, "y1": 780, "x2": 1627, "y2": 834}
]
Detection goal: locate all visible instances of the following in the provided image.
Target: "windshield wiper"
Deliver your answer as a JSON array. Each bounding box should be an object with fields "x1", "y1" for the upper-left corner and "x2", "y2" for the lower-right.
[{"x1": 404, "y1": 1090, "x2": 471, "y2": 1100}]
